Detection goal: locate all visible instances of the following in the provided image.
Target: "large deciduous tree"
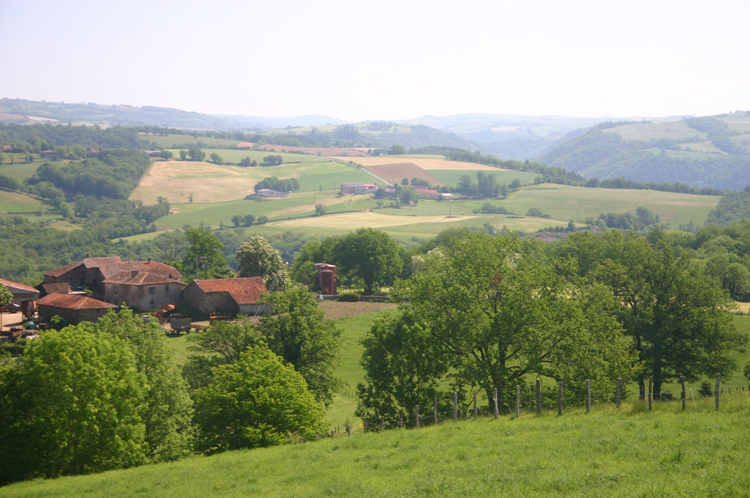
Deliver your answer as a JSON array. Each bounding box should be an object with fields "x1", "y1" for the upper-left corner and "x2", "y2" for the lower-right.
[
  {"x1": 0, "y1": 328, "x2": 146, "y2": 484},
  {"x1": 183, "y1": 227, "x2": 231, "y2": 280},
  {"x1": 389, "y1": 232, "x2": 635, "y2": 409},
  {"x1": 194, "y1": 343, "x2": 326, "y2": 454},
  {"x1": 236, "y1": 235, "x2": 289, "y2": 289},
  {"x1": 336, "y1": 228, "x2": 402, "y2": 295},
  {"x1": 559, "y1": 230, "x2": 747, "y2": 398}
]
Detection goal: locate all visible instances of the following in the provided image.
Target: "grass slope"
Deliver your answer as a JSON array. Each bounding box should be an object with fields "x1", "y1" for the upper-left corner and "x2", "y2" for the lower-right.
[{"x1": 6, "y1": 398, "x2": 750, "y2": 497}]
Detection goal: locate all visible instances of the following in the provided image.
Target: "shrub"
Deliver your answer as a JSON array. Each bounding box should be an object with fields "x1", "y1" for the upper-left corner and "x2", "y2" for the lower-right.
[{"x1": 337, "y1": 292, "x2": 360, "y2": 302}]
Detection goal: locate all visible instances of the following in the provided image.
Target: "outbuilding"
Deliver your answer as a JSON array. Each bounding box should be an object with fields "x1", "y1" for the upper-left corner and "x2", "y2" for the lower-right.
[
  {"x1": 181, "y1": 277, "x2": 269, "y2": 316},
  {"x1": 0, "y1": 278, "x2": 40, "y2": 305},
  {"x1": 37, "y1": 294, "x2": 117, "y2": 325}
]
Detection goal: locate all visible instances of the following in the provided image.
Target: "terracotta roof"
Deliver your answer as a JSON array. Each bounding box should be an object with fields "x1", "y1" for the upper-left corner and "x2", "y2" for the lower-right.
[
  {"x1": 0, "y1": 278, "x2": 39, "y2": 294},
  {"x1": 105, "y1": 270, "x2": 187, "y2": 286},
  {"x1": 192, "y1": 277, "x2": 268, "y2": 305},
  {"x1": 420, "y1": 189, "x2": 440, "y2": 197},
  {"x1": 42, "y1": 283, "x2": 71, "y2": 295},
  {"x1": 44, "y1": 257, "x2": 182, "y2": 281},
  {"x1": 37, "y1": 294, "x2": 117, "y2": 310}
]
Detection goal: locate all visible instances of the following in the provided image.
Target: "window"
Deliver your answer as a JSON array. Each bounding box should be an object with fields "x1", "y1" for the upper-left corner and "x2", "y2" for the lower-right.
[
  {"x1": 148, "y1": 287, "x2": 156, "y2": 295},
  {"x1": 113, "y1": 285, "x2": 118, "y2": 294},
  {"x1": 165, "y1": 285, "x2": 170, "y2": 293}
]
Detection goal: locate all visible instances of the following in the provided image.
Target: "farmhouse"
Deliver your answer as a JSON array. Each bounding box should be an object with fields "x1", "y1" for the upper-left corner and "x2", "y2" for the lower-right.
[
  {"x1": 37, "y1": 294, "x2": 117, "y2": 325},
  {"x1": 255, "y1": 189, "x2": 288, "y2": 198},
  {"x1": 340, "y1": 183, "x2": 378, "y2": 195},
  {"x1": 143, "y1": 150, "x2": 162, "y2": 158},
  {"x1": 181, "y1": 277, "x2": 269, "y2": 316},
  {"x1": 43, "y1": 257, "x2": 182, "y2": 308},
  {"x1": 103, "y1": 270, "x2": 186, "y2": 310},
  {"x1": 418, "y1": 189, "x2": 441, "y2": 200},
  {"x1": 0, "y1": 278, "x2": 40, "y2": 305},
  {"x1": 40, "y1": 150, "x2": 56, "y2": 159}
]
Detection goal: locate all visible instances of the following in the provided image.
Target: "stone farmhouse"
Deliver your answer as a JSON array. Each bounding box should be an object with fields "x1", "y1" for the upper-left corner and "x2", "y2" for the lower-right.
[
  {"x1": 182, "y1": 277, "x2": 270, "y2": 316},
  {"x1": 0, "y1": 278, "x2": 39, "y2": 305}
]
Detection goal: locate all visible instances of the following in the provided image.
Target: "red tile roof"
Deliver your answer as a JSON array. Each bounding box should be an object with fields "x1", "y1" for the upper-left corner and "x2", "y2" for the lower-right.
[
  {"x1": 420, "y1": 189, "x2": 440, "y2": 197},
  {"x1": 0, "y1": 278, "x2": 39, "y2": 294},
  {"x1": 105, "y1": 270, "x2": 187, "y2": 286},
  {"x1": 192, "y1": 277, "x2": 268, "y2": 305},
  {"x1": 37, "y1": 294, "x2": 117, "y2": 310},
  {"x1": 44, "y1": 257, "x2": 181, "y2": 281},
  {"x1": 42, "y1": 283, "x2": 71, "y2": 295}
]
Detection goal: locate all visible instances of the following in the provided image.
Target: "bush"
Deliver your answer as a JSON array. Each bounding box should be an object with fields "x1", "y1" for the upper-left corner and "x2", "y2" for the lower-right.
[{"x1": 337, "y1": 292, "x2": 360, "y2": 302}]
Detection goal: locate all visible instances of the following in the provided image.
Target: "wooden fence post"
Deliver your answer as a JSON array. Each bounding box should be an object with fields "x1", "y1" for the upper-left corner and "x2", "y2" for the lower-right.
[
  {"x1": 586, "y1": 379, "x2": 591, "y2": 413},
  {"x1": 473, "y1": 390, "x2": 478, "y2": 420},
  {"x1": 616, "y1": 378, "x2": 622, "y2": 409},
  {"x1": 364, "y1": 420, "x2": 367, "y2": 434},
  {"x1": 494, "y1": 388, "x2": 499, "y2": 419},
  {"x1": 399, "y1": 408, "x2": 403, "y2": 429},
  {"x1": 716, "y1": 373, "x2": 721, "y2": 410},
  {"x1": 558, "y1": 382, "x2": 563, "y2": 416},
  {"x1": 453, "y1": 392, "x2": 458, "y2": 422},
  {"x1": 331, "y1": 430, "x2": 335, "y2": 439},
  {"x1": 346, "y1": 424, "x2": 351, "y2": 436},
  {"x1": 316, "y1": 433, "x2": 319, "y2": 441},
  {"x1": 680, "y1": 375, "x2": 686, "y2": 411},
  {"x1": 434, "y1": 397, "x2": 438, "y2": 425},
  {"x1": 648, "y1": 376, "x2": 652, "y2": 411},
  {"x1": 380, "y1": 416, "x2": 384, "y2": 433},
  {"x1": 415, "y1": 405, "x2": 420, "y2": 429},
  {"x1": 536, "y1": 378, "x2": 542, "y2": 415},
  {"x1": 516, "y1": 385, "x2": 521, "y2": 418}
]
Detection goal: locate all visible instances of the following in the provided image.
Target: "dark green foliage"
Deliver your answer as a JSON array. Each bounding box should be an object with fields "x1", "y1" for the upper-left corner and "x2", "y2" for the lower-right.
[
  {"x1": 0, "y1": 173, "x2": 21, "y2": 191},
  {"x1": 474, "y1": 203, "x2": 514, "y2": 215},
  {"x1": 706, "y1": 188, "x2": 750, "y2": 226},
  {"x1": 526, "y1": 207, "x2": 551, "y2": 218},
  {"x1": 592, "y1": 207, "x2": 660, "y2": 231},
  {"x1": 28, "y1": 149, "x2": 151, "y2": 199},
  {"x1": 254, "y1": 176, "x2": 299, "y2": 193},
  {"x1": 337, "y1": 292, "x2": 360, "y2": 302},
  {"x1": 262, "y1": 155, "x2": 283, "y2": 166},
  {"x1": 446, "y1": 150, "x2": 583, "y2": 184}
]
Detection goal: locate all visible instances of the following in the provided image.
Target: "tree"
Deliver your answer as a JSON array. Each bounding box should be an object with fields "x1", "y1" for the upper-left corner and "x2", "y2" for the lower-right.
[
  {"x1": 188, "y1": 148, "x2": 206, "y2": 161},
  {"x1": 401, "y1": 178, "x2": 409, "y2": 186},
  {"x1": 315, "y1": 203, "x2": 326, "y2": 216},
  {"x1": 179, "y1": 150, "x2": 188, "y2": 160},
  {"x1": 0, "y1": 152, "x2": 5, "y2": 165},
  {"x1": 239, "y1": 157, "x2": 252, "y2": 167},
  {"x1": 0, "y1": 283, "x2": 12, "y2": 306},
  {"x1": 0, "y1": 328, "x2": 146, "y2": 484},
  {"x1": 160, "y1": 150, "x2": 173, "y2": 160},
  {"x1": 258, "y1": 288, "x2": 342, "y2": 407},
  {"x1": 510, "y1": 178, "x2": 522, "y2": 190},
  {"x1": 209, "y1": 152, "x2": 222, "y2": 164},
  {"x1": 183, "y1": 227, "x2": 230, "y2": 280},
  {"x1": 389, "y1": 145, "x2": 406, "y2": 155},
  {"x1": 399, "y1": 188, "x2": 419, "y2": 206},
  {"x1": 256, "y1": 215, "x2": 268, "y2": 224},
  {"x1": 236, "y1": 235, "x2": 289, "y2": 289},
  {"x1": 559, "y1": 230, "x2": 747, "y2": 397},
  {"x1": 95, "y1": 309, "x2": 194, "y2": 462},
  {"x1": 231, "y1": 215, "x2": 242, "y2": 228},
  {"x1": 242, "y1": 214, "x2": 255, "y2": 226},
  {"x1": 194, "y1": 343, "x2": 326, "y2": 454},
  {"x1": 391, "y1": 232, "x2": 636, "y2": 408},
  {"x1": 356, "y1": 310, "x2": 447, "y2": 426},
  {"x1": 335, "y1": 228, "x2": 403, "y2": 295}
]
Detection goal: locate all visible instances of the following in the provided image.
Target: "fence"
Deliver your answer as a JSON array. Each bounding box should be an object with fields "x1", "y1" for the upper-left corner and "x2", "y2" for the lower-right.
[{"x1": 322, "y1": 372, "x2": 740, "y2": 440}]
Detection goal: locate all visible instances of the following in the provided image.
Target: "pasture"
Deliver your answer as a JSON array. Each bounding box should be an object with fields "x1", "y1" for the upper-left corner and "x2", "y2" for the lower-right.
[
  {"x1": 430, "y1": 169, "x2": 538, "y2": 187},
  {"x1": 180, "y1": 148, "x2": 333, "y2": 165},
  {"x1": 141, "y1": 134, "x2": 240, "y2": 148},
  {"x1": 364, "y1": 162, "x2": 445, "y2": 186},
  {"x1": 257, "y1": 144, "x2": 368, "y2": 156},
  {"x1": 602, "y1": 121, "x2": 707, "y2": 141},
  {"x1": 274, "y1": 212, "x2": 478, "y2": 230},
  {"x1": 0, "y1": 190, "x2": 43, "y2": 213},
  {"x1": 341, "y1": 155, "x2": 506, "y2": 171},
  {"x1": 0, "y1": 159, "x2": 46, "y2": 180},
  {"x1": 7, "y1": 397, "x2": 750, "y2": 497}
]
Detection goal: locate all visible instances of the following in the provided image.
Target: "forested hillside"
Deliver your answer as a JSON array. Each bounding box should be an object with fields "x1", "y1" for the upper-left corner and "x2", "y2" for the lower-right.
[{"x1": 536, "y1": 114, "x2": 750, "y2": 190}]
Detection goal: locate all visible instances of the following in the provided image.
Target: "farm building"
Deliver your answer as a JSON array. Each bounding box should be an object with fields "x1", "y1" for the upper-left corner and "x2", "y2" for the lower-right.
[
  {"x1": 40, "y1": 150, "x2": 56, "y2": 159},
  {"x1": 37, "y1": 282, "x2": 72, "y2": 297},
  {"x1": 103, "y1": 270, "x2": 186, "y2": 310},
  {"x1": 255, "y1": 189, "x2": 288, "y2": 198},
  {"x1": 37, "y1": 294, "x2": 117, "y2": 325},
  {"x1": 0, "y1": 278, "x2": 40, "y2": 305},
  {"x1": 340, "y1": 183, "x2": 378, "y2": 195},
  {"x1": 143, "y1": 150, "x2": 162, "y2": 157},
  {"x1": 44, "y1": 257, "x2": 182, "y2": 308},
  {"x1": 418, "y1": 189, "x2": 441, "y2": 200},
  {"x1": 181, "y1": 277, "x2": 269, "y2": 316}
]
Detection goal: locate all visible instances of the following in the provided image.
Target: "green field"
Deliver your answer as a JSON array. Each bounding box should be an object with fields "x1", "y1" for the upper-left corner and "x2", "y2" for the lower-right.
[
  {"x1": 143, "y1": 134, "x2": 240, "y2": 148},
  {"x1": 430, "y1": 169, "x2": 539, "y2": 187},
  {"x1": 602, "y1": 121, "x2": 707, "y2": 141},
  {"x1": 6, "y1": 396, "x2": 750, "y2": 497},
  {"x1": 179, "y1": 149, "x2": 335, "y2": 165},
  {"x1": 0, "y1": 190, "x2": 43, "y2": 213},
  {"x1": 0, "y1": 159, "x2": 49, "y2": 180}
]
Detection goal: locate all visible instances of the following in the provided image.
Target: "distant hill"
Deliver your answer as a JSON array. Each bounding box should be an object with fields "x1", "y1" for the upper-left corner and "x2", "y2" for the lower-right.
[
  {"x1": 0, "y1": 99, "x2": 344, "y2": 131},
  {"x1": 396, "y1": 113, "x2": 616, "y2": 160},
  {"x1": 535, "y1": 114, "x2": 750, "y2": 190}
]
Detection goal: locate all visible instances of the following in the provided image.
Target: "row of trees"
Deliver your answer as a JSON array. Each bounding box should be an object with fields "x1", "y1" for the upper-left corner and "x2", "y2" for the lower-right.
[{"x1": 355, "y1": 230, "x2": 746, "y2": 425}]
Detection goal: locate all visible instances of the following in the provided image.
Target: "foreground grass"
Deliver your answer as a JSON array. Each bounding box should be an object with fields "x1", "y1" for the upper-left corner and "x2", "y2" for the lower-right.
[{"x1": 6, "y1": 397, "x2": 750, "y2": 497}]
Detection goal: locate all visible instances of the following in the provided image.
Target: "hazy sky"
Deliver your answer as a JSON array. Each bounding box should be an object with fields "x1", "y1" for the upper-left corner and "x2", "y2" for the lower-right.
[{"x1": 1, "y1": 0, "x2": 748, "y2": 121}]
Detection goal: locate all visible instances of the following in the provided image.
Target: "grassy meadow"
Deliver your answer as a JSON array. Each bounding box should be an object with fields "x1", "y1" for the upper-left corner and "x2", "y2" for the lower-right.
[
  {"x1": 141, "y1": 134, "x2": 240, "y2": 148},
  {"x1": 0, "y1": 189, "x2": 43, "y2": 213},
  {"x1": 602, "y1": 121, "x2": 707, "y2": 141},
  {"x1": 6, "y1": 397, "x2": 750, "y2": 497}
]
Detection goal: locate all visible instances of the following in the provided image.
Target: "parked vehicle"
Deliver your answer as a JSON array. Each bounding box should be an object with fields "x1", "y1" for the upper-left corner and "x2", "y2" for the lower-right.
[{"x1": 1, "y1": 303, "x2": 20, "y2": 314}]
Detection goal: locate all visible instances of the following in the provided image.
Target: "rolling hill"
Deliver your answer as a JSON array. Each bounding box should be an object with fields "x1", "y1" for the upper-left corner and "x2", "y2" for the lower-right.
[{"x1": 536, "y1": 113, "x2": 750, "y2": 190}]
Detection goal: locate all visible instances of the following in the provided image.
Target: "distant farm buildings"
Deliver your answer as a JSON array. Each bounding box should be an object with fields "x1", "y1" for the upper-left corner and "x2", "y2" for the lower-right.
[
  {"x1": 340, "y1": 183, "x2": 378, "y2": 195},
  {"x1": 255, "y1": 189, "x2": 288, "y2": 198},
  {"x1": 143, "y1": 150, "x2": 162, "y2": 157},
  {"x1": 0, "y1": 278, "x2": 39, "y2": 305}
]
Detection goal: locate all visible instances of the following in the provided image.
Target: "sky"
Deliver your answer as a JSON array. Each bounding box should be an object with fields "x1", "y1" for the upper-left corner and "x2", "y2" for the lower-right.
[{"x1": 1, "y1": 0, "x2": 748, "y2": 121}]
